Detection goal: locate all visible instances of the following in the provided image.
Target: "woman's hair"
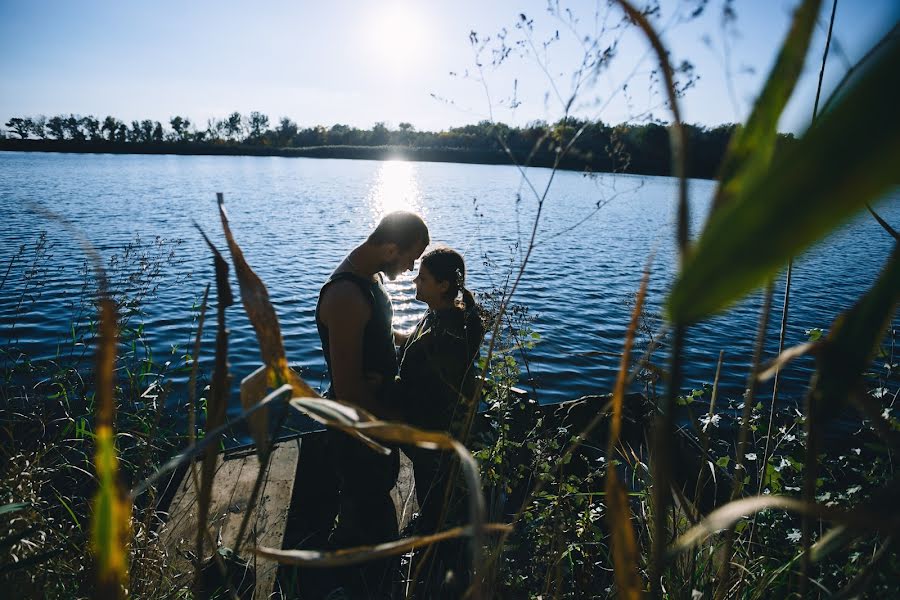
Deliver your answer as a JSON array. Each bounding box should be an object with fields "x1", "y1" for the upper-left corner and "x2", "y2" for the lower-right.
[{"x1": 420, "y1": 247, "x2": 476, "y2": 311}]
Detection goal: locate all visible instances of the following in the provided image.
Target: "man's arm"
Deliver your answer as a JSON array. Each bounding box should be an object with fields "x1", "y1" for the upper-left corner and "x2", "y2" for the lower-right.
[{"x1": 319, "y1": 280, "x2": 378, "y2": 412}]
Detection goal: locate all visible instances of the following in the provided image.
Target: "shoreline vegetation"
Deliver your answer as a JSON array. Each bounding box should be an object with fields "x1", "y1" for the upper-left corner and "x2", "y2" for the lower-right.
[
  {"x1": 0, "y1": 114, "x2": 795, "y2": 179},
  {"x1": 4, "y1": 2, "x2": 900, "y2": 597}
]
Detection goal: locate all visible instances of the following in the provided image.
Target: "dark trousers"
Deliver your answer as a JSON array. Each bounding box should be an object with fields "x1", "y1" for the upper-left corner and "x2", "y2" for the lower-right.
[
  {"x1": 406, "y1": 448, "x2": 469, "y2": 599},
  {"x1": 329, "y1": 430, "x2": 401, "y2": 599}
]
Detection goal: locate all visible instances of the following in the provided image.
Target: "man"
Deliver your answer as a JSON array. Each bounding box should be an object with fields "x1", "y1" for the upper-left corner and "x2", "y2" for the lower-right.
[{"x1": 315, "y1": 210, "x2": 429, "y2": 596}]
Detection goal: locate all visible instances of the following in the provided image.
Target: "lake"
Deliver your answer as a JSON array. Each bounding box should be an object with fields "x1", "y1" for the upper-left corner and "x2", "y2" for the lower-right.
[{"x1": 1, "y1": 151, "x2": 897, "y2": 431}]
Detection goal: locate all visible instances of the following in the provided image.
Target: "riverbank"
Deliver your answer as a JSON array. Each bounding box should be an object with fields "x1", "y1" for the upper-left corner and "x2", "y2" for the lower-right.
[{"x1": 0, "y1": 138, "x2": 716, "y2": 179}]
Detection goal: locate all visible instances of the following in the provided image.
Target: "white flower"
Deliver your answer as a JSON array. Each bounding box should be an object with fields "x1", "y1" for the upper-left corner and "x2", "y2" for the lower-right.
[
  {"x1": 700, "y1": 413, "x2": 721, "y2": 431},
  {"x1": 787, "y1": 529, "x2": 802, "y2": 543},
  {"x1": 745, "y1": 453, "x2": 757, "y2": 461}
]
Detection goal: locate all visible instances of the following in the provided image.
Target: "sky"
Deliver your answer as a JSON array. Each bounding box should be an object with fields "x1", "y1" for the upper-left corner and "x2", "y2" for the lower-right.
[{"x1": 1, "y1": 0, "x2": 897, "y2": 134}]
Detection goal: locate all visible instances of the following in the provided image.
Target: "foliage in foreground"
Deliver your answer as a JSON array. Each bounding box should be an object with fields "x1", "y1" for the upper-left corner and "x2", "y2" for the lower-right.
[{"x1": 2, "y1": 1, "x2": 900, "y2": 598}]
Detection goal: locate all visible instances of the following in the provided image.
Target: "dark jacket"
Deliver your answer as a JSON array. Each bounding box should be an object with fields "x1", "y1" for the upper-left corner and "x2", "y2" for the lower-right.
[{"x1": 397, "y1": 304, "x2": 484, "y2": 436}]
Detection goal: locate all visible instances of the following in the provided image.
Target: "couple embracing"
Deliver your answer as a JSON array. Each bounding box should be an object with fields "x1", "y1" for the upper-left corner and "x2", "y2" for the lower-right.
[{"x1": 315, "y1": 211, "x2": 483, "y2": 597}]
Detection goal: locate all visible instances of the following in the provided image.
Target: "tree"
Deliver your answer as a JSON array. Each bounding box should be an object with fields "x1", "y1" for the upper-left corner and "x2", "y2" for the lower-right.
[
  {"x1": 63, "y1": 114, "x2": 85, "y2": 141},
  {"x1": 370, "y1": 121, "x2": 389, "y2": 145},
  {"x1": 396, "y1": 122, "x2": 415, "y2": 145},
  {"x1": 151, "y1": 121, "x2": 164, "y2": 142},
  {"x1": 79, "y1": 115, "x2": 101, "y2": 141},
  {"x1": 101, "y1": 116, "x2": 121, "y2": 142},
  {"x1": 275, "y1": 117, "x2": 298, "y2": 146},
  {"x1": 46, "y1": 116, "x2": 66, "y2": 140},
  {"x1": 139, "y1": 120, "x2": 155, "y2": 142},
  {"x1": 4, "y1": 117, "x2": 32, "y2": 139},
  {"x1": 328, "y1": 123, "x2": 352, "y2": 145},
  {"x1": 247, "y1": 111, "x2": 269, "y2": 142},
  {"x1": 31, "y1": 115, "x2": 47, "y2": 139},
  {"x1": 169, "y1": 116, "x2": 192, "y2": 142},
  {"x1": 223, "y1": 112, "x2": 243, "y2": 141},
  {"x1": 128, "y1": 120, "x2": 142, "y2": 142},
  {"x1": 115, "y1": 123, "x2": 128, "y2": 143}
]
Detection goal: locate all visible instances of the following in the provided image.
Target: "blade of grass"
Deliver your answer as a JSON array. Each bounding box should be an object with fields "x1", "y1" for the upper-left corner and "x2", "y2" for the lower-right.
[
  {"x1": 611, "y1": 4, "x2": 689, "y2": 595},
  {"x1": 194, "y1": 226, "x2": 233, "y2": 581},
  {"x1": 715, "y1": 282, "x2": 774, "y2": 600},
  {"x1": 90, "y1": 298, "x2": 131, "y2": 600},
  {"x1": 813, "y1": 242, "x2": 900, "y2": 423},
  {"x1": 605, "y1": 261, "x2": 650, "y2": 599},
  {"x1": 255, "y1": 523, "x2": 511, "y2": 568},
  {"x1": 669, "y1": 495, "x2": 897, "y2": 555},
  {"x1": 710, "y1": 0, "x2": 821, "y2": 216},
  {"x1": 668, "y1": 38, "x2": 900, "y2": 323},
  {"x1": 866, "y1": 204, "x2": 900, "y2": 241},
  {"x1": 214, "y1": 194, "x2": 332, "y2": 557},
  {"x1": 187, "y1": 284, "x2": 210, "y2": 496}
]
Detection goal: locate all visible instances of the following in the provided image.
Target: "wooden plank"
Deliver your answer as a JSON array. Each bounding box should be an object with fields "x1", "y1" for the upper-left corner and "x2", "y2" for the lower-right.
[{"x1": 159, "y1": 439, "x2": 300, "y2": 598}]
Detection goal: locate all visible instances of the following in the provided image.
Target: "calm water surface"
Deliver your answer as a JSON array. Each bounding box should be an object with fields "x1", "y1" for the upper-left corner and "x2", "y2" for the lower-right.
[{"x1": 1, "y1": 152, "x2": 897, "y2": 430}]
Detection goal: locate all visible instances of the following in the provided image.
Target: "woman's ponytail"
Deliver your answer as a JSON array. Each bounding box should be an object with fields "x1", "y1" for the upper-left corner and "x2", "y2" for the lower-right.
[{"x1": 461, "y1": 286, "x2": 476, "y2": 312}]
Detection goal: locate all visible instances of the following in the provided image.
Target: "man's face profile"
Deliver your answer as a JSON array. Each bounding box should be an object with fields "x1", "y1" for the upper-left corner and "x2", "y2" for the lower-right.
[{"x1": 382, "y1": 240, "x2": 427, "y2": 280}]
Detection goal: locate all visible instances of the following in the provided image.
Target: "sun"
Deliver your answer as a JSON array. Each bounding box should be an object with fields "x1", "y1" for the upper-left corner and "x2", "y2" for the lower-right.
[{"x1": 364, "y1": 2, "x2": 428, "y2": 75}]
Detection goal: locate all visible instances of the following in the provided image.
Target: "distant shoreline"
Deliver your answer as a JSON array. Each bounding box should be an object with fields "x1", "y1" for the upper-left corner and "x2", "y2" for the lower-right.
[{"x1": 0, "y1": 138, "x2": 715, "y2": 180}]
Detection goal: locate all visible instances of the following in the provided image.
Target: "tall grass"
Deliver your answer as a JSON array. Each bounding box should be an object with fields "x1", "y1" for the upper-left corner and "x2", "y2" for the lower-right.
[{"x1": 3, "y1": 2, "x2": 899, "y2": 598}]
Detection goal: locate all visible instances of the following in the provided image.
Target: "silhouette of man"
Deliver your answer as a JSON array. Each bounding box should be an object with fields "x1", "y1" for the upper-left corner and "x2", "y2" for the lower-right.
[{"x1": 315, "y1": 211, "x2": 429, "y2": 597}]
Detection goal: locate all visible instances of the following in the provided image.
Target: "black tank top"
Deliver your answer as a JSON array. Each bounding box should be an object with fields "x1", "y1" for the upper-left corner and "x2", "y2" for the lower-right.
[{"x1": 315, "y1": 271, "x2": 398, "y2": 400}]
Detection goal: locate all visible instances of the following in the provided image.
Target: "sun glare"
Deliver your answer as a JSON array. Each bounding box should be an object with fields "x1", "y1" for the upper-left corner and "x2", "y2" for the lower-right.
[
  {"x1": 366, "y1": 159, "x2": 426, "y2": 329},
  {"x1": 366, "y1": 159, "x2": 423, "y2": 221},
  {"x1": 364, "y1": 2, "x2": 427, "y2": 74}
]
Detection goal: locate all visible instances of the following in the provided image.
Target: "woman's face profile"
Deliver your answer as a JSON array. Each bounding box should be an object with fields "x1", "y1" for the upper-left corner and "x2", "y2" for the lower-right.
[{"x1": 413, "y1": 263, "x2": 447, "y2": 307}]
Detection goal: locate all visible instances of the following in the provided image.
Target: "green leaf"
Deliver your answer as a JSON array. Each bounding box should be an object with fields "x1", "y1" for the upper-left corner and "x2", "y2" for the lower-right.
[
  {"x1": 0, "y1": 503, "x2": 28, "y2": 516},
  {"x1": 709, "y1": 0, "x2": 821, "y2": 216},
  {"x1": 813, "y1": 243, "x2": 900, "y2": 421},
  {"x1": 668, "y1": 37, "x2": 900, "y2": 323}
]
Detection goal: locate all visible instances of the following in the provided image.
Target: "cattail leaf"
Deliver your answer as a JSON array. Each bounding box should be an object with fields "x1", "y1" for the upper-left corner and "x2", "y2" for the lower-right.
[
  {"x1": 669, "y1": 495, "x2": 891, "y2": 555},
  {"x1": 290, "y1": 397, "x2": 390, "y2": 455},
  {"x1": 0, "y1": 503, "x2": 28, "y2": 516},
  {"x1": 709, "y1": 0, "x2": 821, "y2": 216},
  {"x1": 90, "y1": 298, "x2": 130, "y2": 599},
  {"x1": 195, "y1": 228, "x2": 232, "y2": 569},
  {"x1": 757, "y1": 341, "x2": 818, "y2": 381},
  {"x1": 605, "y1": 264, "x2": 649, "y2": 598},
  {"x1": 606, "y1": 471, "x2": 643, "y2": 598},
  {"x1": 813, "y1": 242, "x2": 900, "y2": 422},
  {"x1": 254, "y1": 523, "x2": 511, "y2": 567},
  {"x1": 668, "y1": 38, "x2": 900, "y2": 323},
  {"x1": 216, "y1": 194, "x2": 322, "y2": 454}
]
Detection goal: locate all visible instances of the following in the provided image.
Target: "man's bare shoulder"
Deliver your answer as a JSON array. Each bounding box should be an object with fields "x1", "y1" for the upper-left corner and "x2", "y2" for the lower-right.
[{"x1": 319, "y1": 278, "x2": 371, "y2": 324}]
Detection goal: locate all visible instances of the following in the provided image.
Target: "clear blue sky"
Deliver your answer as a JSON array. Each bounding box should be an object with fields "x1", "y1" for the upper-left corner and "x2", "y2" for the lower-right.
[{"x1": 1, "y1": 0, "x2": 896, "y2": 134}]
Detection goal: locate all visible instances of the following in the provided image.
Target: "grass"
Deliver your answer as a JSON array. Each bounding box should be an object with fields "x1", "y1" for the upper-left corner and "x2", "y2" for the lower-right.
[{"x1": 2, "y1": 1, "x2": 900, "y2": 598}]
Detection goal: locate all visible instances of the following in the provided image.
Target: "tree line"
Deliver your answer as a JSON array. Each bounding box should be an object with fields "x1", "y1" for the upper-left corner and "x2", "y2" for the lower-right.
[{"x1": 2, "y1": 111, "x2": 795, "y2": 178}]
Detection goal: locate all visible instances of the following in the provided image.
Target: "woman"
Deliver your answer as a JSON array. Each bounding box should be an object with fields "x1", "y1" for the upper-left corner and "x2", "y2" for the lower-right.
[
  {"x1": 397, "y1": 247, "x2": 484, "y2": 535},
  {"x1": 397, "y1": 246, "x2": 484, "y2": 595}
]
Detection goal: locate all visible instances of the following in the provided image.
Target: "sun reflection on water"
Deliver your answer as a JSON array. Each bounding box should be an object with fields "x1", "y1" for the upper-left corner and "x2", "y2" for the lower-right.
[
  {"x1": 367, "y1": 159, "x2": 424, "y2": 220},
  {"x1": 366, "y1": 160, "x2": 427, "y2": 332}
]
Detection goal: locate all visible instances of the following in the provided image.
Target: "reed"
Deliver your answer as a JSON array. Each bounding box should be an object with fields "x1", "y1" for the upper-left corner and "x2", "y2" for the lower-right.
[{"x1": 2, "y1": 2, "x2": 899, "y2": 598}]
